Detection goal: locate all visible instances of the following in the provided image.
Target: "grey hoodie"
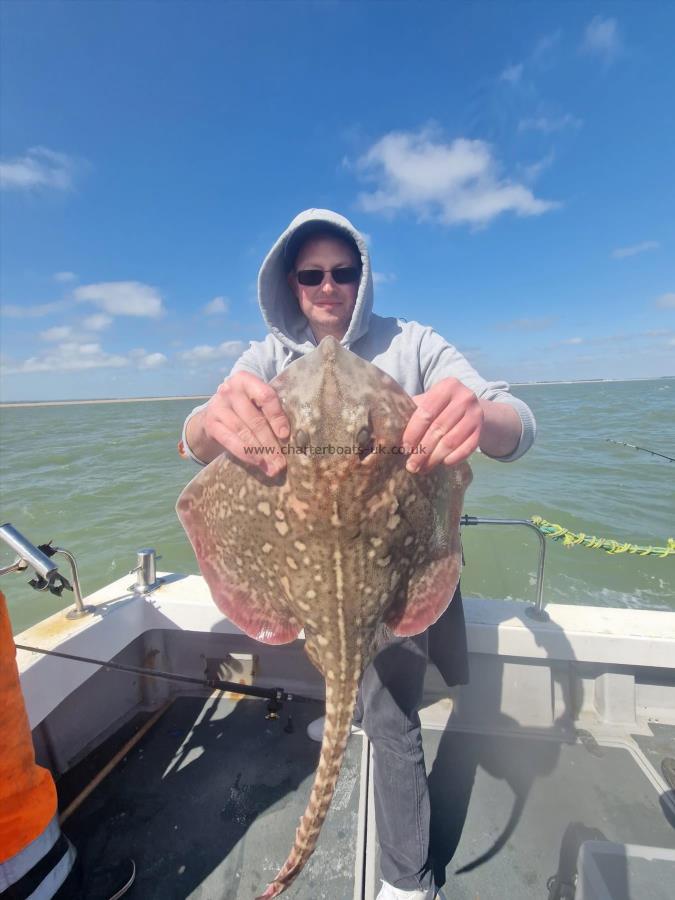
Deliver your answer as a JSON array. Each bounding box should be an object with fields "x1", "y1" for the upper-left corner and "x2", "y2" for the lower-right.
[{"x1": 183, "y1": 208, "x2": 536, "y2": 463}]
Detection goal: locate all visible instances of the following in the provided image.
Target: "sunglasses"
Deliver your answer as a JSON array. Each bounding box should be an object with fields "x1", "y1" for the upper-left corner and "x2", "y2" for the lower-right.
[{"x1": 296, "y1": 266, "x2": 360, "y2": 287}]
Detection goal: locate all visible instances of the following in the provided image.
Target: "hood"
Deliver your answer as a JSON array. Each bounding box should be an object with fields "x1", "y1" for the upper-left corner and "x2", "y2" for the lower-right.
[{"x1": 257, "y1": 208, "x2": 374, "y2": 355}]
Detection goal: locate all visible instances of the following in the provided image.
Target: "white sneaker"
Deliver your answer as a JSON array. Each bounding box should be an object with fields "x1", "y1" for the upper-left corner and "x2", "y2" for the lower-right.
[
  {"x1": 307, "y1": 716, "x2": 326, "y2": 742},
  {"x1": 306, "y1": 716, "x2": 361, "y2": 743},
  {"x1": 375, "y1": 882, "x2": 436, "y2": 900}
]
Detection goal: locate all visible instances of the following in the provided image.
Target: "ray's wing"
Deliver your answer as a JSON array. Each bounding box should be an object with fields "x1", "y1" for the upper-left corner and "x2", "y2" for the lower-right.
[
  {"x1": 385, "y1": 461, "x2": 472, "y2": 637},
  {"x1": 177, "y1": 455, "x2": 301, "y2": 644}
]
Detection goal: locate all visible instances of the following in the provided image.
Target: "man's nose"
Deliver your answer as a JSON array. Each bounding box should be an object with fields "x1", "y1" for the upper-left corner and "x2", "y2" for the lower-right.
[{"x1": 321, "y1": 278, "x2": 335, "y2": 294}]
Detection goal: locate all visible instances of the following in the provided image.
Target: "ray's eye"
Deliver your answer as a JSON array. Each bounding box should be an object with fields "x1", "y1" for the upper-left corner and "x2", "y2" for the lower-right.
[
  {"x1": 356, "y1": 426, "x2": 373, "y2": 461},
  {"x1": 295, "y1": 428, "x2": 310, "y2": 451}
]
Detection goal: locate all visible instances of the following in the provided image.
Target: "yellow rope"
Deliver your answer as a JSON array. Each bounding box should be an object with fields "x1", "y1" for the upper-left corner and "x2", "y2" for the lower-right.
[{"x1": 530, "y1": 517, "x2": 675, "y2": 558}]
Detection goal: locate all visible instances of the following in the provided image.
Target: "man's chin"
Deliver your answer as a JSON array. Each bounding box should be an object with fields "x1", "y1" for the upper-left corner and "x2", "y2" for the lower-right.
[{"x1": 312, "y1": 307, "x2": 346, "y2": 323}]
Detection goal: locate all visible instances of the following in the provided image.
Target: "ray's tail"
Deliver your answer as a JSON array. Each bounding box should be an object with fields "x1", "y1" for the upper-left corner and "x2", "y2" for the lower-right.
[{"x1": 256, "y1": 676, "x2": 360, "y2": 899}]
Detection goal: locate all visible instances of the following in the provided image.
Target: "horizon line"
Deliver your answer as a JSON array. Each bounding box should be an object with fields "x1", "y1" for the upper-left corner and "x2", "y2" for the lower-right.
[{"x1": 2, "y1": 375, "x2": 674, "y2": 407}]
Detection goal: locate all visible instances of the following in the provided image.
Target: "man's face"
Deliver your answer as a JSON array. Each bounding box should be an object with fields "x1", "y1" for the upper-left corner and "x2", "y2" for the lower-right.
[{"x1": 288, "y1": 235, "x2": 360, "y2": 342}]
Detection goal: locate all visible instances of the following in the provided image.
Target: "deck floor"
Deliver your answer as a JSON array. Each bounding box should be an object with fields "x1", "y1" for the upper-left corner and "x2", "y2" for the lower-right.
[
  {"x1": 61, "y1": 698, "x2": 675, "y2": 899},
  {"x1": 406, "y1": 727, "x2": 675, "y2": 899},
  {"x1": 62, "y1": 696, "x2": 364, "y2": 899}
]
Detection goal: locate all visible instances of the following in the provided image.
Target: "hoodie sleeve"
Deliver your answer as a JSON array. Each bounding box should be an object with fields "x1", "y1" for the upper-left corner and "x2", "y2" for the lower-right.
[
  {"x1": 229, "y1": 336, "x2": 281, "y2": 382},
  {"x1": 418, "y1": 326, "x2": 536, "y2": 462}
]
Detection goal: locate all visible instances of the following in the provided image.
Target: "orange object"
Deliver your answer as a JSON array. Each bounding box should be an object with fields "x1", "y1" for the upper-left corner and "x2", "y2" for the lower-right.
[{"x1": 0, "y1": 591, "x2": 57, "y2": 862}]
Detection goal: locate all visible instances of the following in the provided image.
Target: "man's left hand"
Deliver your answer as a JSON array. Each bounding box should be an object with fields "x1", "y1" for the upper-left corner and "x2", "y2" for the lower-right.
[{"x1": 402, "y1": 377, "x2": 483, "y2": 473}]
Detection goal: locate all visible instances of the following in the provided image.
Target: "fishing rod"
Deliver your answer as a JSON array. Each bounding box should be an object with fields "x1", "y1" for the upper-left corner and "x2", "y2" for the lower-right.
[
  {"x1": 605, "y1": 439, "x2": 674, "y2": 462},
  {"x1": 15, "y1": 643, "x2": 319, "y2": 711}
]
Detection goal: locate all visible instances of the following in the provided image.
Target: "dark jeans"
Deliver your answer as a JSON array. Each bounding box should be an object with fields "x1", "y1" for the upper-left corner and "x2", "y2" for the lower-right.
[
  {"x1": 352, "y1": 586, "x2": 468, "y2": 893},
  {"x1": 354, "y1": 630, "x2": 434, "y2": 893}
]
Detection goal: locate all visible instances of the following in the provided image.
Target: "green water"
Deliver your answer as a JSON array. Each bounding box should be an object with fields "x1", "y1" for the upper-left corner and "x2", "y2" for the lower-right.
[{"x1": 1, "y1": 380, "x2": 673, "y2": 635}]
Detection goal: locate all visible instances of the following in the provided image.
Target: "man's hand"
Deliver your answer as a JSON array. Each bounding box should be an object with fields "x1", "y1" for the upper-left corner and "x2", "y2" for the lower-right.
[
  {"x1": 186, "y1": 372, "x2": 289, "y2": 474},
  {"x1": 402, "y1": 378, "x2": 484, "y2": 473}
]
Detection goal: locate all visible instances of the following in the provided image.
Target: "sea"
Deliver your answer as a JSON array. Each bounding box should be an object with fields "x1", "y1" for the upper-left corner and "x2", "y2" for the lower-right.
[{"x1": 1, "y1": 379, "x2": 673, "y2": 635}]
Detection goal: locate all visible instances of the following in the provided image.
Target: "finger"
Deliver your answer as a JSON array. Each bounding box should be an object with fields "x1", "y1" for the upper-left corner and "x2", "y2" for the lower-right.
[
  {"x1": 401, "y1": 380, "x2": 461, "y2": 452},
  {"x1": 429, "y1": 413, "x2": 480, "y2": 469},
  {"x1": 244, "y1": 378, "x2": 290, "y2": 442},
  {"x1": 213, "y1": 407, "x2": 284, "y2": 476},
  {"x1": 410, "y1": 412, "x2": 480, "y2": 473},
  {"x1": 420, "y1": 433, "x2": 458, "y2": 472},
  {"x1": 214, "y1": 376, "x2": 287, "y2": 475},
  {"x1": 442, "y1": 431, "x2": 481, "y2": 468},
  {"x1": 402, "y1": 402, "x2": 436, "y2": 456},
  {"x1": 404, "y1": 403, "x2": 465, "y2": 472},
  {"x1": 229, "y1": 391, "x2": 286, "y2": 470},
  {"x1": 406, "y1": 420, "x2": 445, "y2": 472},
  {"x1": 208, "y1": 411, "x2": 275, "y2": 474}
]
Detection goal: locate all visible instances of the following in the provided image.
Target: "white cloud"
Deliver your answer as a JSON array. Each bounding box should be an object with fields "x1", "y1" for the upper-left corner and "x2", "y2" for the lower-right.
[
  {"x1": 532, "y1": 30, "x2": 562, "y2": 60},
  {"x1": 355, "y1": 128, "x2": 558, "y2": 227},
  {"x1": 203, "y1": 296, "x2": 229, "y2": 315},
  {"x1": 500, "y1": 63, "x2": 524, "y2": 84},
  {"x1": 53, "y1": 271, "x2": 78, "y2": 283},
  {"x1": 82, "y1": 314, "x2": 113, "y2": 331},
  {"x1": 496, "y1": 316, "x2": 557, "y2": 332},
  {"x1": 612, "y1": 241, "x2": 660, "y2": 259},
  {"x1": 138, "y1": 352, "x2": 168, "y2": 369},
  {"x1": 518, "y1": 114, "x2": 582, "y2": 133},
  {"x1": 179, "y1": 341, "x2": 246, "y2": 364},
  {"x1": 552, "y1": 329, "x2": 673, "y2": 350},
  {"x1": 38, "y1": 316, "x2": 110, "y2": 343},
  {"x1": 2, "y1": 340, "x2": 171, "y2": 375},
  {"x1": 582, "y1": 16, "x2": 621, "y2": 64},
  {"x1": 2, "y1": 341, "x2": 129, "y2": 374},
  {"x1": 498, "y1": 32, "x2": 560, "y2": 87},
  {"x1": 73, "y1": 281, "x2": 164, "y2": 317},
  {"x1": 40, "y1": 325, "x2": 73, "y2": 342},
  {"x1": 0, "y1": 147, "x2": 77, "y2": 191},
  {"x1": 521, "y1": 152, "x2": 555, "y2": 183},
  {"x1": 372, "y1": 272, "x2": 397, "y2": 286},
  {"x1": 656, "y1": 293, "x2": 675, "y2": 309},
  {"x1": 1, "y1": 300, "x2": 69, "y2": 318}
]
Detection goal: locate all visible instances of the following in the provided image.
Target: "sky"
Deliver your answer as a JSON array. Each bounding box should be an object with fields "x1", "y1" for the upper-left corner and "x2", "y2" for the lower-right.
[{"x1": 1, "y1": 0, "x2": 674, "y2": 402}]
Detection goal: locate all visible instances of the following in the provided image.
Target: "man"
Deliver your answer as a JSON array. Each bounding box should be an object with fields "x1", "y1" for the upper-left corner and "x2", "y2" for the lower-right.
[{"x1": 181, "y1": 209, "x2": 536, "y2": 900}]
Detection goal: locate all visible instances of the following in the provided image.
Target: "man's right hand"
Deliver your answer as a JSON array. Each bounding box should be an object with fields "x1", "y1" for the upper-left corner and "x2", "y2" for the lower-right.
[{"x1": 185, "y1": 372, "x2": 289, "y2": 475}]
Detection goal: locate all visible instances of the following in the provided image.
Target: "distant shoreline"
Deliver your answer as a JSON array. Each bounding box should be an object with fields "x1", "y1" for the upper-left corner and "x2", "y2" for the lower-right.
[
  {"x1": 1, "y1": 376, "x2": 672, "y2": 407},
  {"x1": 0, "y1": 395, "x2": 210, "y2": 409},
  {"x1": 511, "y1": 376, "x2": 674, "y2": 387}
]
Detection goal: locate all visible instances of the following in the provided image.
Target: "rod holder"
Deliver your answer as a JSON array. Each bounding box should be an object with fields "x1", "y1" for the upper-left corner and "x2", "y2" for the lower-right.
[
  {"x1": 128, "y1": 548, "x2": 163, "y2": 594},
  {"x1": 0, "y1": 523, "x2": 93, "y2": 619},
  {"x1": 0, "y1": 523, "x2": 58, "y2": 580}
]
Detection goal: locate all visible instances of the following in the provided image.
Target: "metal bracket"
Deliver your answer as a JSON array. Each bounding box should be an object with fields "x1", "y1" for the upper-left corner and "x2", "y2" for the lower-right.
[{"x1": 461, "y1": 515, "x2": 549, "y2": 619}]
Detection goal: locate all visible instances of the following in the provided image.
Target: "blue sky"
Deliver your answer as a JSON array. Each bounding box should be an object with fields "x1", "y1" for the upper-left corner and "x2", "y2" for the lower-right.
[{"x1": 1, "y1": 1, "x2": 674, "y2": 402}]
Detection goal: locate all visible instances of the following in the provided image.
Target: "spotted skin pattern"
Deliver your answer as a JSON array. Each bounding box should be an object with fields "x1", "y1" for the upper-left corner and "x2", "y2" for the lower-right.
[{"x1": 176, "y1": 337, "x2": 472, "y2": 898}]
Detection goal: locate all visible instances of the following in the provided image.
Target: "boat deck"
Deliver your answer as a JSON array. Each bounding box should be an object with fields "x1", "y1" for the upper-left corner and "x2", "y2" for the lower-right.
[
  {"x1": 59, "y1": 696, "x2": 675, "y2": 900},
  {"x1": 60, "y1": 695, "x2": 362, "y2": 899}
]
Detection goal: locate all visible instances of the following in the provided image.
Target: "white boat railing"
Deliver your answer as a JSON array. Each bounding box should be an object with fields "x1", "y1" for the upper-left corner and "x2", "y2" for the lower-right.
[{"x1": 461, "y1": 515, "x2": 548, "y2": 618}]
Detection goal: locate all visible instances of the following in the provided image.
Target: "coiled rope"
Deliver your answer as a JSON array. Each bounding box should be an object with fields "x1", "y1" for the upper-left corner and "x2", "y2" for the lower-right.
[{"x1": 531, "y1": 517, "x2": 675, "y2": 558}]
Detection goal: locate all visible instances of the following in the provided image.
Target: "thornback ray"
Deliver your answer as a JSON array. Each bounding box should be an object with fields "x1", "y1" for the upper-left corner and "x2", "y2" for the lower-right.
[{"x1": 176, "y1": 336, "x2": 472, "y2": 898}]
